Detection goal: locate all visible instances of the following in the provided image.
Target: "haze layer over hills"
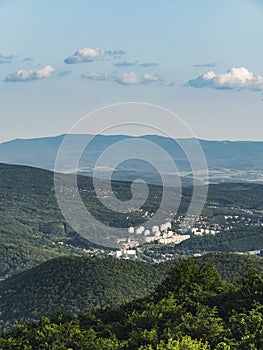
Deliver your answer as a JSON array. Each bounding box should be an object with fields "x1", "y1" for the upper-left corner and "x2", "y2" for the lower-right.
[{"x1": 1, "y1": 134, "x2": 263, "y2": 184}]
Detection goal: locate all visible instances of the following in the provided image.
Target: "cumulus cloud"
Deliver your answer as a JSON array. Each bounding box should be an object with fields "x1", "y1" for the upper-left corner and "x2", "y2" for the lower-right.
[
  {"x1": 114, "y1": 71, "x2": 141, "y2": 85},
  {"x1": 81, "y1": 71, "x2": 161, "y2": 85},
  {"x1": 64, "y1": 47, "x2": 125, "y2": 64},
  {"x1": 142, "y1": 73, "x2": 160, "y2": 83},
  {"x1": 186, "y1": 67, "x2": 263, "y2": 91},
  {"x1": 5, "y1": 65, "x2": 55, "y2": 82},
  {"x1": 114, "y1": 72, "x2": 162, "y2": 85},
  {"x1": 0, "y1": 54, "x2": 15, "y2": 64},
  {"x1": 114, "y1": 71, "x2": 161, "y2": 85}
]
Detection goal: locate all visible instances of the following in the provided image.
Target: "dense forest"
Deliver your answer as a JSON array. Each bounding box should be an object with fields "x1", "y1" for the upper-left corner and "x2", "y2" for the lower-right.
[
  {"x1": 2, "y1": 253, "x2": 263, "y2": 332},
  {"x1": 2, "y1": 258, "x2": 263, "y2": 349},
  {"x1": 0, "y1": 257, "x2": 169, "y2": 332},
  {"x1": 0, "y1": 163, "x2": 163, "y2": 280},
  {"x1": 173, "y1": 227, "x2": 263, "y2": 253}
]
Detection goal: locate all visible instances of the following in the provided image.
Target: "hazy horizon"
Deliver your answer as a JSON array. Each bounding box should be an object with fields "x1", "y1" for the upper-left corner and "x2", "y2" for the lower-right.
[{"x1": 1, "y1": 132, "x2": 263, "y2": 144}]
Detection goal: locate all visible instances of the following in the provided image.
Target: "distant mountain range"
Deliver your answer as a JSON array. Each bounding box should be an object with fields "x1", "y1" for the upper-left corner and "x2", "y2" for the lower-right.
[{"x1": 1, "y1": 134, "x2": 263, "y2": 184}]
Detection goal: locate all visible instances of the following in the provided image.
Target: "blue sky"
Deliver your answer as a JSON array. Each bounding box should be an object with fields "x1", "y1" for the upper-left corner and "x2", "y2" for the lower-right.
[{"x1": 0, "y1": 0, "x2": 263, "y2": 142}]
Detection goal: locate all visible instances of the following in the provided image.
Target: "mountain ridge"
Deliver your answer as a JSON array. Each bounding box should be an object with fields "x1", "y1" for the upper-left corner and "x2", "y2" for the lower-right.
[{"x1": 1, "y1": 134, "x2": 263, "y2": 185}]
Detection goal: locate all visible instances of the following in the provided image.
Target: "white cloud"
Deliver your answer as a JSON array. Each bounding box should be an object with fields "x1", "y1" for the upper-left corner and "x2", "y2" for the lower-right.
[
  {"x1": 115, "y1": 71, "x2": 161, "y2": 85},
  {"x1": 81, "y1": 71, "x2": 162, "y2": 86},
  {"x1": 5, "y1": 65, "x2": 55, "y2": 82},
  {"x1": 142, "y1": 73, "x2": 160, "y2": 83},
  {"x1": 65, "y1": 47, "x2": 125, "y2": 64},
  {"x1": 187, "y1": 67, "x2": 263, "y2": 91},
  {"x1": 114, "y1": 71, "x2": 141, "y2": 85}
]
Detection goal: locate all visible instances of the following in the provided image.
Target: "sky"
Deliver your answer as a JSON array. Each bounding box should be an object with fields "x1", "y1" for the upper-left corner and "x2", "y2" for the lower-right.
[{"x1": 0, "y1": 0, "x2": 263, "y2": 142}]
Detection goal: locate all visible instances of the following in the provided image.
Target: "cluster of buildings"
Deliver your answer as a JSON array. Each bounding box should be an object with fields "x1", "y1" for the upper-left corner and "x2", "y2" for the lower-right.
[
  {"x1": 223, "y1": 214, "x2": 262, "y2": 229},
  {"x1": 175, "y1": 211, "x2": 263, "y2": 237},
  {"x1": 126, "y1": 222, "x2": 190, "y2": 245},
  {"x1": 127, "y1": 222, "x2": 172, "y2": 237},
  {"x1": 111, "y1": 221, "x2": 191, "y2": 260},
  {"x1": 109, "y1": 248, "x2": 137, "y2": 260},
  {"x1": 191, "y1": 227, "x2": 219, "y2": 236},
  {"x1": 145, "y1": 231, "x2": 191, "y2": 245}
]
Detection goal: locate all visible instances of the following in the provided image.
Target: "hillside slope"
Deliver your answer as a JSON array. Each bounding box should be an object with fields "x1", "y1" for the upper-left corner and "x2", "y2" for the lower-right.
[
  {"x1": 2, "y1": 256, "x2": 263, "y2": 349},
  {"x1": 2, "y1": 253, "x2": 263, "y2": 332},
  {"x1": 0, "y1": 162, "x2": 162, "y2": 279},
  {"x1": 0, "y1": 256, "x2": 169, "y2": 331}
]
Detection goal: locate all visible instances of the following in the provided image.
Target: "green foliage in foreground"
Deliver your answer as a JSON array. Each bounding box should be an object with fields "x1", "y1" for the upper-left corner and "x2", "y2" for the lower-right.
[
  {"x1": 2, "y1": 259, "x2": 263, "y2": 349},
  {"x1": 2, "y1": 253, "x2": 263, "y2": 333}
]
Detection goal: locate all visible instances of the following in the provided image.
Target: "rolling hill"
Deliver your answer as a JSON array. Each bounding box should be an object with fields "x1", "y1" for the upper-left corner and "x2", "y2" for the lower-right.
[
  {"x1": 0, "y1": 256, "x2": 169, "y2": 332},
  {"x1": 0, "y1": 162, "x2": 170, "y2": 280},
  {"x1": 2, "y1": 253, "x2": 263, "y2": 333}
]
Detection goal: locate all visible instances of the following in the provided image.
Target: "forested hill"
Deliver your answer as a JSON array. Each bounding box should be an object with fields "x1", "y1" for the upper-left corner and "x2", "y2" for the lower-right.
[
  {"x1": 2, "y1": 257, "x2": 263, "y2": 349},
  {"x1": 195, "y1": 252, "x2": 263, "y2": 280},
  {"x1": 0, "y1": 256, "x2": 169, "y2": 332},
  {"x1": 2, "y1": 253, "x2": 263, "y2": 333}
]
